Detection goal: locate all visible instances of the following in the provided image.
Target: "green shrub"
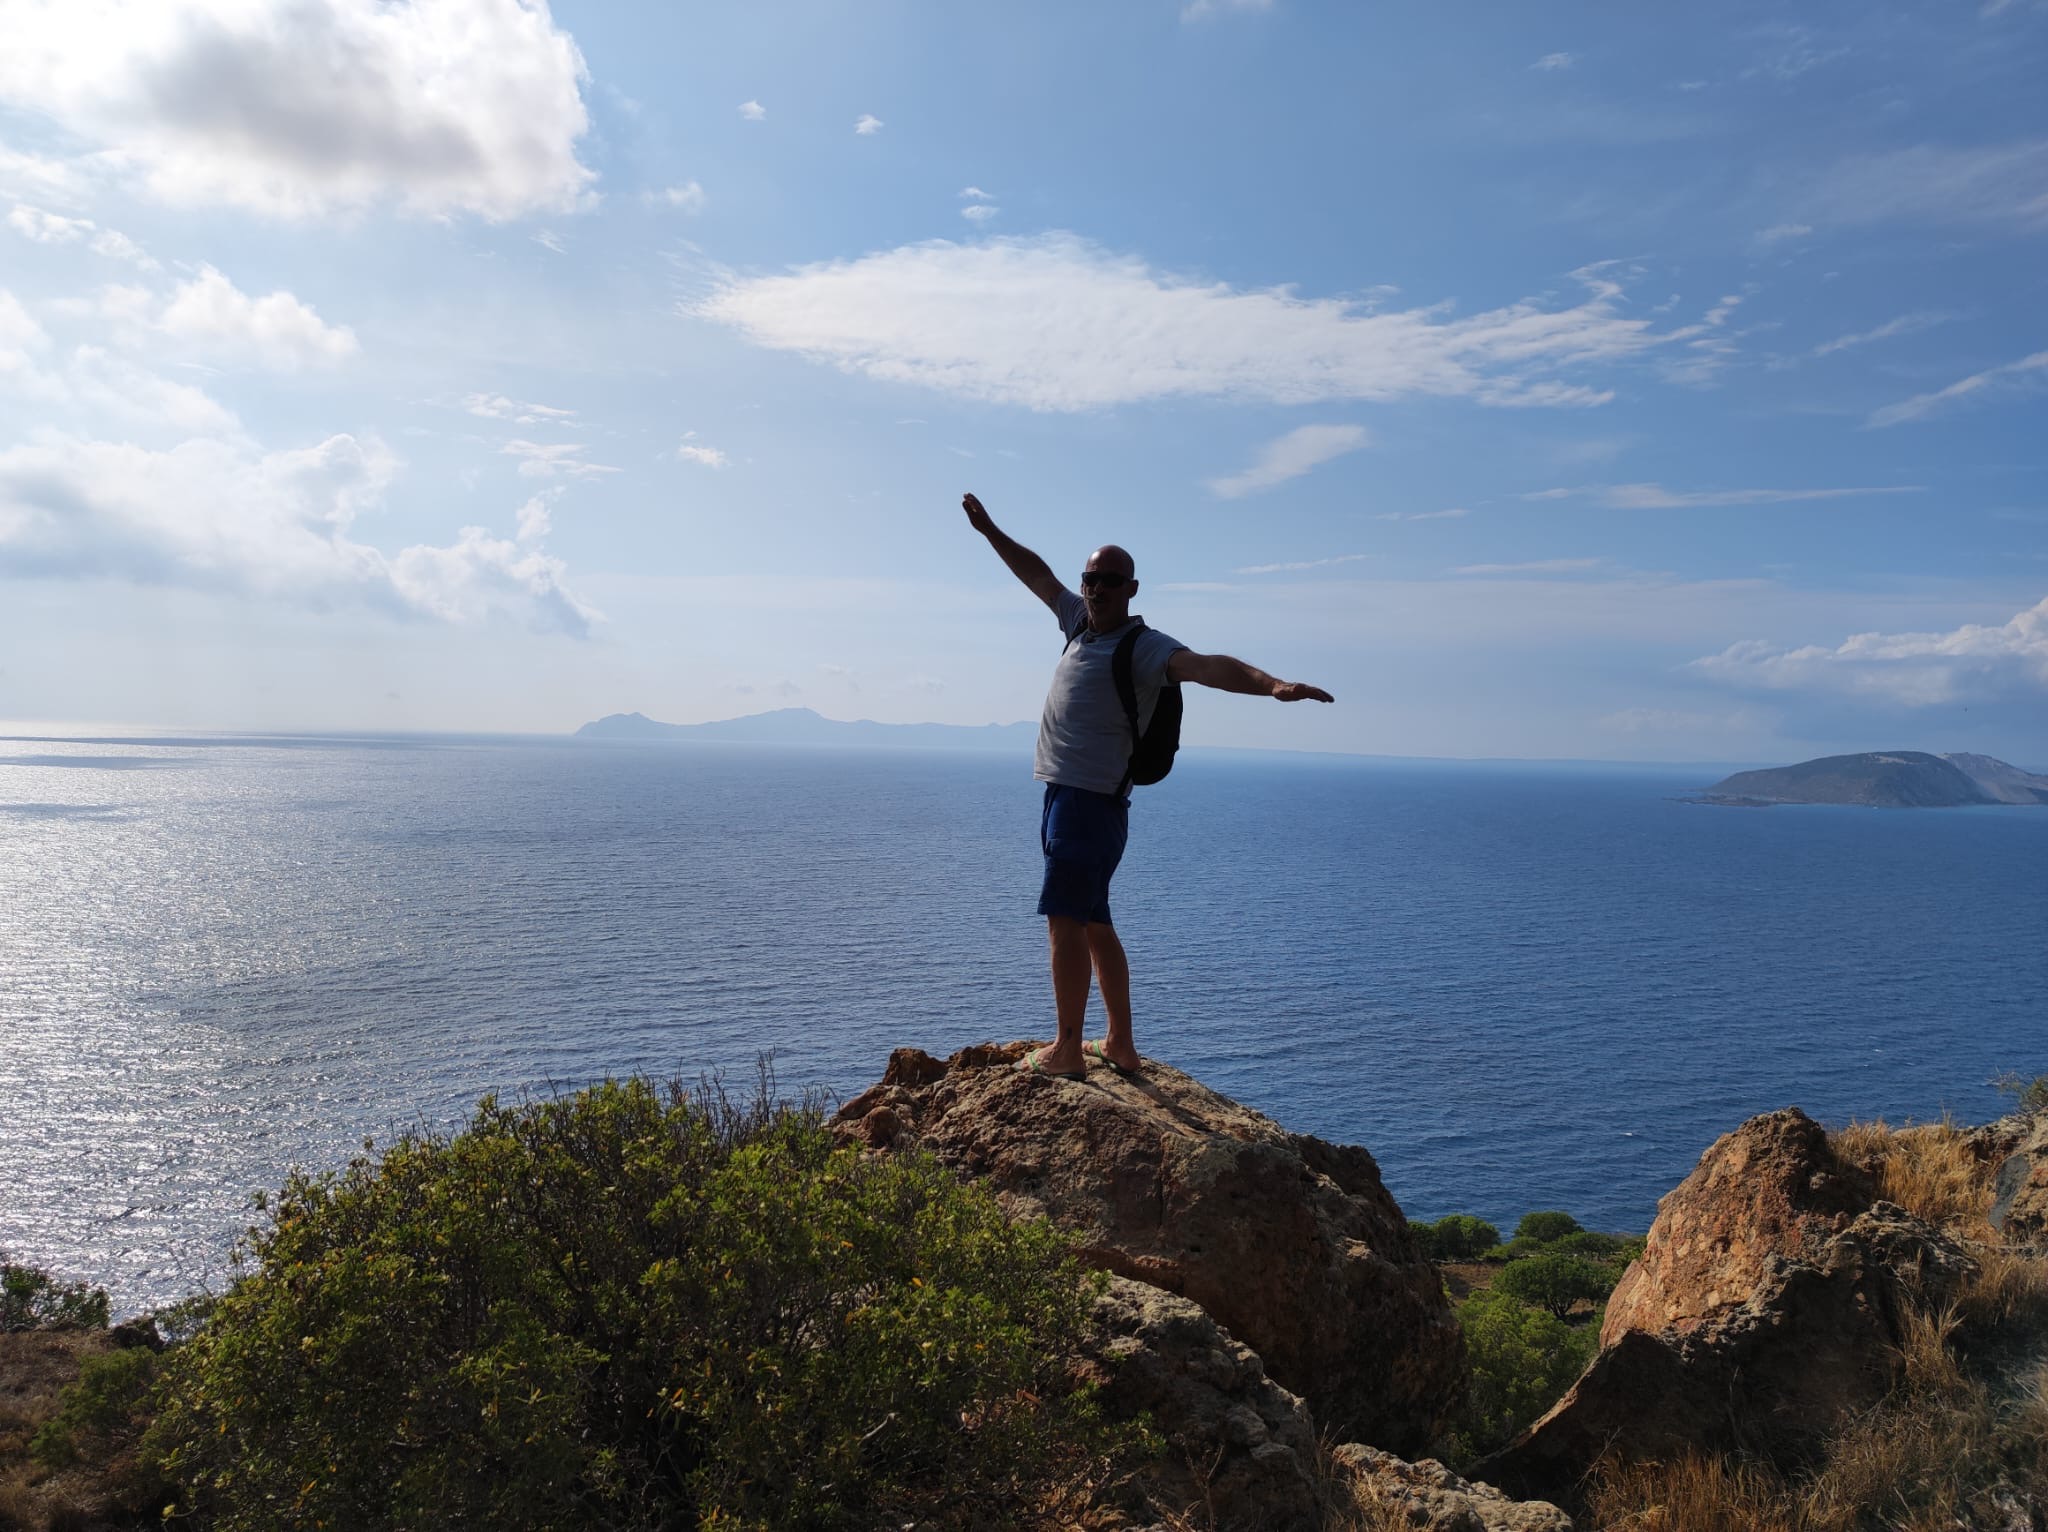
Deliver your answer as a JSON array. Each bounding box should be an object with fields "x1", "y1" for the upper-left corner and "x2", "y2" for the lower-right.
[
  {"x1": 1443, "y1": 1290, "x2": 1597, "y2": 1465},
  {"x1": 30, "y1": 1345, "x2": 159, "y2": 1467},
  {"x1": 1548, "y1": 1230, "x2": 1623, "y2": 1262},
  {"x1": 1491, "y1": 1236, "x2": 1545, "y2": 1263},
  {"x1": 143, "y1": 1077, "x2": 1138, "y2": 1531},
  {"x1": 1511, "y1": 1211, "x2": 1583, "y2": 1245},
  {"x1": 1409, "y1": 1215, "x2": 1501, "y2": 1263},
  {"x1": 0, "y1": 1259, "x2": 110, "y2": 1332},
  {"x1": 1992, "y1": 1071, "x2": 2048, "y2": 1114},
  {"x1": 1495, "y1": 1254, "x2": 1618, "y2": 1321}
]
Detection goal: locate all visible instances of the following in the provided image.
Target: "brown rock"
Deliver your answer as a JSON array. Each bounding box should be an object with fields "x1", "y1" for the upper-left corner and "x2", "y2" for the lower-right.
[
  {"x1": 1082, "y1": 1275, "x2": 1322, "y2": 1532},
  {"x1": 1334, "y1": 1444, "x2": 1574, "y2": 1532},
  {"x1": 1477, "y1": 1108, "x2": 1976, "y2": 1503},
  {"x1": 1989, "y1": 1113, "x2": 2048, "y2": 1251},
  {"x1": 833, "y1": 1042, "x2": 1460, "y2": 1452}
]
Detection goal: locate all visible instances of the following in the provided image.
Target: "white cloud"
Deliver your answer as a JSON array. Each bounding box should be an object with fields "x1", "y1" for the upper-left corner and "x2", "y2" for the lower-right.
[
  {"x1": 464, "y1": 393, "x2": 575, "y2": 424},
  {"x1": 1376, "y1": 506, "x2": 1471, "y2": 522},
  {"x1": 1806, "y1": 140, "x2": 2048, "y2": 232},
  {"x1": 739, "y1": 99, "x2": 766, "y2": 120},
  {"x1": 0, "y1": 290, "x2": 50, "y2": 375},
  {"x1": 649, "y1": 180, "x2": 706, "y2": 213},
  {"x1": 1232, "y1": 552, "x2": 1371, "y2": 575},
  {"x1": 155, "y1": 265, "x2": 358, "y2": 370},
  {"x1": 501, "y1": 440, "x2": 618, "y2": 479},
  {"x1": 1538, "y1": 482, "x2": 1925, "y2": 509},
  {"x1": 1182, "y1": 0, "x2": 1272, "y2": 18},
  {"x1": 1811, "y1": 311, "x2": 1949, "y2": 357},
  {"x1": 0, "y1": 0, "x2": 595, "y2": 220},
  {"x1": 0, "y1": 429, "x2": 594, "y2": 634},
  {"x1": 695, "y1": 235, "x2": 1680, "y2": 413},
  {"x1": 676, "y1": 443, "x2": 729, "y2": 468},
  {"x1": 1208, "y1": 423, "x2": 1368, "y2": 499},
  {"x1": 1752, "y1": 222, "x2": 1813, "y2": 246},
  {"x1": 88, "y1": 228, "x2": 157, "y2": 267},
  {"x1": 1690, "y1": 596, "x2": 2048, "y2": 705},
  {"x1": 959, "y1": 186, "x2": 992, "y2": 201},
  {"x1": 513, "y1": 493, "x2": 551, "y2": 543},
  {"x1": 854, "y1": 114, "x2": 884, "y2": 135},
  {"x1": 531, "y1": 228, "x2": 566, "y2": 253},
  {"x1": 1533, "y1": 52, "x2": 1575, "y2": 71},
  {"x1": 8, "y1": 203, "x2": 92, "y2": 242},
  {"x1": 1866, "y1": 350, "x2": 2048, "y2": 428},
  {"x1": 961, "y1": 203, "x2": 1000, "y2": 224},
  {"x1": 1454, "y1": 557, "x2": 1605, "y2": 575},
  {"x1": 65, "y1": 344, "x2": 240, "y2": 434}
]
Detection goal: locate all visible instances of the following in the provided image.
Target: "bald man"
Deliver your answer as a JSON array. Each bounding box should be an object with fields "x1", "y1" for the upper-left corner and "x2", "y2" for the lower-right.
[{"x1": 963, "y1": 492, "x2": 1333, "y2": 1079}]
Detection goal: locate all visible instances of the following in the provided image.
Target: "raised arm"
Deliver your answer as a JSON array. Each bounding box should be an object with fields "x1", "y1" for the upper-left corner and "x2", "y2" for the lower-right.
[
  {"x1": 1168, "y1": 649, "x2": 1334, "y2": 703},
  {"x1": 963, "y1": 492, "x2": 1067, "y2": 612}
]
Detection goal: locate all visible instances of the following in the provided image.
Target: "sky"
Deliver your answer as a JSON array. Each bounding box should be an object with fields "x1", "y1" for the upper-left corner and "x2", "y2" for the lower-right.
[{"x1": 0, "y1": 0, "x2": 2044, "y2": 762}]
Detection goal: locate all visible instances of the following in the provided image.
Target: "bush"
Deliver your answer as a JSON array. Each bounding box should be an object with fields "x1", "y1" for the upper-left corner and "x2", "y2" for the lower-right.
[
  {"x1": 1511, "y1": 1211, "x2": 1583, "y2": 1245},
  {"x1": 1992, "y1": 1071, "x2": 2048, "y2": 1114},
  {"x1": 1548, "y1": 1230, "x2": 1624, "y2": 1262},
  {"x1": 1491, "y1": 1236, "x2": 1545, "y2": 1263},
  {"x1": 0, "y1": 1259, "x2": 110, "y2": 1332},
  {"x1": 1410, "y1": 1214, "x2": 1500, "y2": 1263},
  {"x1": 29, "y1": 1345, "x2": 159, "y2": 1467},
  {"x1": 1444, "y1": 1290, "x2": 1597, "y2": 1465},
  {"x1": 1494, "y1": 1254, "x2": 1618, "y2": 1321},
  {"x1": 143, "y1": 1077, "x2": 1139, "y2": 1531}
]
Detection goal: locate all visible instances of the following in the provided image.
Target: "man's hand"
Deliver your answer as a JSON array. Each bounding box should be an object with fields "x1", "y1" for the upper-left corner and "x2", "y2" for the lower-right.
[
  {"x1": 1272, "y1": 681, "x2": 1334, "y2": 703},
  {"x1": 962, "y1": 492, "x2": 995, "y2": 536}
]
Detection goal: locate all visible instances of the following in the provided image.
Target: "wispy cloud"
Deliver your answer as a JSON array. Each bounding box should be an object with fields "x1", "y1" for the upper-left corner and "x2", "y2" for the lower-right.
[
  {"x1": 1454, "y1": 557, "x2": 1605, "y2": 575},
  {"x1": 959, "y1": 187, "x2": 993, "y2": 201},
  {"x1": 501, "y1": 441, "x2": 619, "y2": 479},
  {"x1": 1811, "y1": 311, "x2": 1949, "y2": 357},
  {"x1": 0, "y1": 0, "x2": 595, "y2": 220},
  {"x1": 1866, "y1": 350, "x2": 2048, "y2": 428},
  {"x1": 1533, "y1": 52, "x2": 1575, "y2": 71},
  {"x1": 961, "y1": 203, "x2": 1000, "y2": 224},
  {"x1": 739, "y1": 100, "x2": 766, "y2": 121},
  {"x1": 1209, "y1": 424, "x2": 1368, "y2": 499},
  {"x1": 696, "y1": 235, "x2": 1695, "y2": 413},
  {"x1": 1375, "y1": 506, "x2": 1471, "y2": 522},
  {"x1": 1752, "y1": 222, "x2": 1813, "y2": 247},
  {"x1": 1530, "y1": 483, "x2": 1924, "y2": 509},
  {"x1": 854, "y1": 114, "x2": 884, "y2": 135},
  {"x1": 676, "y1": 440, "x2": 729, "y2": 468},
  {"x1": 648, "y1": 181, "x2": 707, "y2": 213},
  {"x1": 1181, "y1": 0, "x2": 1273, "y2": 19},
  {"x1": 1805, "y1": 139, "x2": 2048, "y2": 232},
  {"x1": 1691, "y1": 595, "x2": 2048, "y2": 705},
  {"x1": 1232, "y1": 552, "x2": 1371, "y2": 575},
  {"x1": 531, "y1": 229, "x2": 566, "y2": 254},
  {"x1": 465, "y1": 393, "x2": 575, "y2": 425},
  {"x1": 7, "y1": 203, "x2": 158, "y2": 267}
]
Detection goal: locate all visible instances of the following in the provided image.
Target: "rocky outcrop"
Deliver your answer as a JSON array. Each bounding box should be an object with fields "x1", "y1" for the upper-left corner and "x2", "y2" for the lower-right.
[
  {"x1": 1478, "y1": 1108, "x2": 1976, "y2": 1502},
  {"x1": 1334, "y1": 1445, "x2": 1574, "y2": 1532},
  {"x1": 835, "y1": 1042, "x2": 1461, "y2": 1452},
  {"x1": 1990, "y1": 1112, "x2": 2048, "y2": 1251},
  {"x1": 1081, "y1": 1276, "x2": 1322, "y2": 1532}
]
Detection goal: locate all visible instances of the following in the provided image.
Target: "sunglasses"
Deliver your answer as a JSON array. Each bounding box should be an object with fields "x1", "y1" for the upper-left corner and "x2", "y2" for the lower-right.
[{"x1": 1080, "y1": 570, "x2": 1130, "y2": 590}]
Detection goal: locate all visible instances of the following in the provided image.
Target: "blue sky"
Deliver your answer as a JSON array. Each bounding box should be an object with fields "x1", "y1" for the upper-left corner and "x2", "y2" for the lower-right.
[{"x1": 0, "y1": 0, "x2": 2043, "y2": 761}]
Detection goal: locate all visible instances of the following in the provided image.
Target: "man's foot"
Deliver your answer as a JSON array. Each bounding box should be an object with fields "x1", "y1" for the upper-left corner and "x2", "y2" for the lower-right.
[
  {"x1": 1018, "y1": 1046, "x2": 1087, "y2": 1081},
  {"x1": 1083, "y1": 1038, "x2": 1143, "y2": 1077}
]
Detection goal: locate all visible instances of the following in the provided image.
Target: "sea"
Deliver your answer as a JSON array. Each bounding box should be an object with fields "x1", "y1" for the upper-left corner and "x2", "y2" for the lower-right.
[{"x1": 3, "y1": 732, "x2": 2044, "y2": 1317}]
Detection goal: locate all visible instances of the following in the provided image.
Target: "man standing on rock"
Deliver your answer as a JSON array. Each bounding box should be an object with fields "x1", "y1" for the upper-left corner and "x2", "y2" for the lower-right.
[{"x1": 963, "y1": 492, "x2": 1334, "y2": 1080}]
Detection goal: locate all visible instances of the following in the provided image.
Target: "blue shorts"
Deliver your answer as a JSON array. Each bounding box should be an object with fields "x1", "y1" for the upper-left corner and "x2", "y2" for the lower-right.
[{"x1": 1036, "y1": 782, "x2": 1129, "y2": 925}]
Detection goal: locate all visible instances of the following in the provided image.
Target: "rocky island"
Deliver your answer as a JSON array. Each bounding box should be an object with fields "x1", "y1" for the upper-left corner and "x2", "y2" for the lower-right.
[{"x1": 1693, "y1": 750, "x2": 2048, "y2": 808}]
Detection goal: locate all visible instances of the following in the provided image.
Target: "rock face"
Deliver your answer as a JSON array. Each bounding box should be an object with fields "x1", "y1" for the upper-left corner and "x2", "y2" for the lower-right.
[
  {"x1": 1081, "y1": 1276, "x2": 1322, "y2": 1532},
  {"x1": 1334, "y1": 1445, "x2": 1574, "y2": 1532},
  {"x1": 1990, "y1": 1112, "x2": 2048, "y2": 1251},
  {"x1": 1478, "y1": 1108, "x2": 1976, "y2": 1502},
  {"x1": 834, "y1": 1042, "x2": 1461, "y2": 1453}
]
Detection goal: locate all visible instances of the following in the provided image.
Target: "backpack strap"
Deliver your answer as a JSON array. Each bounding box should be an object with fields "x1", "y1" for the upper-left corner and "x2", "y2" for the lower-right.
[{"x1": 1110, "y1": 620, "x2": 1147, "y2": 796}]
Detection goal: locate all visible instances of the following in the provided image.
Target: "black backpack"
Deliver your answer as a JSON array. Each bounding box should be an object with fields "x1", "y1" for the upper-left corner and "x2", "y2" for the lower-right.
[{"x1": 1111, "y1": 621, "x2": 1181, "y2": 788}]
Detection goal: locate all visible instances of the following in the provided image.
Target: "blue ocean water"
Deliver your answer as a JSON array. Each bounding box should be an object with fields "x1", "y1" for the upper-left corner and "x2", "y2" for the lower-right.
[{"x1": 3, "y1": 734, "x2": 2044, "y2": 1315}]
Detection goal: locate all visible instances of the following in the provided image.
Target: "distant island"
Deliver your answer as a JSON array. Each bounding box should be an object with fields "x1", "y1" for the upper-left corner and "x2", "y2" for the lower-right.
[
  {"x1": 1693, "y1": 751, "x2": 2048, "y2": 808},
  {"x1": 575, "y1": 708, "x2": 1036, "y2": 751}
]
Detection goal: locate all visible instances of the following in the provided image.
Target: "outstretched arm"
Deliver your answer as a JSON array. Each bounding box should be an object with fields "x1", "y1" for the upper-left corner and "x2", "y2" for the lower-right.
[
  {"x1": 963, "y1": 492, "x2": 1067, "y2": 612},
  {"x1": 1168, "y1": 649, "x2": 1334, "y2": 703}
]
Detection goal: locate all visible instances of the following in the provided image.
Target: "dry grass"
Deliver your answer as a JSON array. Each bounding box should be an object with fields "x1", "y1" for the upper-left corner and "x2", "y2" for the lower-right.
[{"x1": 1831, "y1": 1116, "x2": 1994, "y2": 1237}]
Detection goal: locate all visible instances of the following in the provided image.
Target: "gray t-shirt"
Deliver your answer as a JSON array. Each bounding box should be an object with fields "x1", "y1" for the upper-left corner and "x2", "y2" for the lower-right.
[{"x1": 1034, "y1": 589, "x2": 1186, "y2": 796}]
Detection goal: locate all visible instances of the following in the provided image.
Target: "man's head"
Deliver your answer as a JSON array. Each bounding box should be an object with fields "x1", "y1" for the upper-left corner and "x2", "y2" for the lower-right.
[{"x1": 1081, "y1": 545, "x2": 1137, "y2": 632}]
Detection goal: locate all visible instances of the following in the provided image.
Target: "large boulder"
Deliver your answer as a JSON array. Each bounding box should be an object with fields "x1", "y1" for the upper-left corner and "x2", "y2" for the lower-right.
[
  {"x1": 1988, "y1": 1112, "x2": 2048, "y2": 1251},
  {"x1": 1081, "y1": 1275, "x2": 1322, "y2": 1532},
  {"x1": 1477, "y1": 1108, "x2": 1976, "y2": 1502},
  {"x1": 835, "y1": 1042, "x2": 1461, "y2": 1452},
  {"x1": 1333, "y1": 1444, "x2": 1574, "y2": 1532}
]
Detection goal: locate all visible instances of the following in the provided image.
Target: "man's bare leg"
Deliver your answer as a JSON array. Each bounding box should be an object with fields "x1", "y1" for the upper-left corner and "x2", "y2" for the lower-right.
[
  {"x1": 1084, "y1": 922, "x2": 1142, "y2": 1071},
  {"x1": 1036, "y1": 915, "x2": 1092, "y2": 1074}
]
